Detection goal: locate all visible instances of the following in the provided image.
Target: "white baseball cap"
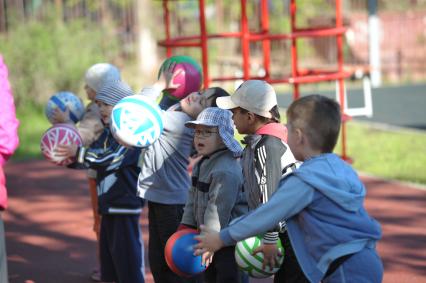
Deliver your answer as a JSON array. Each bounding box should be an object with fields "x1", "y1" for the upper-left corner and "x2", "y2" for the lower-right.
[{"x1": 215, "y1": 80, "x2": 277, "y2": 118}]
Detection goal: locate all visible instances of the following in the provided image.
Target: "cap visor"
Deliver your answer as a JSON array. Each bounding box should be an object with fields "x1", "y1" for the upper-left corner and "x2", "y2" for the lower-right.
[
  {"x1": 216, "y1": 96, "x2": 238, "y2": 110},
  {"x1": 185, "y1": 120, "x2": 217, "y2": 128}
]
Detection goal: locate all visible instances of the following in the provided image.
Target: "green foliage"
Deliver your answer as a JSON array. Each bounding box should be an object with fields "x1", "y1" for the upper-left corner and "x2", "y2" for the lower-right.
[
  {"x1": 0, "y1": 9, "x2": 120, "y2": 108},
  {"x1": 66, "y1": 0, "x2": 133, "y2": 10}
]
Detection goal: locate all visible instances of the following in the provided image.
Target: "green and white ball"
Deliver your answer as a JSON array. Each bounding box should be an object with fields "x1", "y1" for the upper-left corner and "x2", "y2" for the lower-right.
[{"x1": 235, "y1": 235, "x2": 284, "y2": 278}]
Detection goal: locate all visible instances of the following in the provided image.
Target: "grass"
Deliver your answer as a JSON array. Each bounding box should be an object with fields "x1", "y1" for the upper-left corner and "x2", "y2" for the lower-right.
[
  {"x1": 342, "y1": 122, "x2": 426, "y2": 185},
  {"x1": 13, "y1": 104, "x2": 50, "y2": 161},
  {"x1": 11, "y1": 104, "x2": 426, "y2": 185}
]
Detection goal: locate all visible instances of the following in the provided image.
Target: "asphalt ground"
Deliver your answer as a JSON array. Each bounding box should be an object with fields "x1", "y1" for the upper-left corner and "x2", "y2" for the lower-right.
[
  {"x1": 277, "y1": 83, "x2": 426, "y2": 131},
  {"x1": 4, "y1": 160, "x2": 426, "y2": 283}
]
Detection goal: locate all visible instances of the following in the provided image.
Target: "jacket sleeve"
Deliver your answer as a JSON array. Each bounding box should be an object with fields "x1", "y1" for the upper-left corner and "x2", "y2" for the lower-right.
[
  {"x1": 77, "y1": 131, "x2": 129, "y2": 172},
  {"x1": 180, "y1": 183, "x2": 197, "y2": 228},
  {"x1": 77, "y1": 102, "x2": 104, "y2": 147},
  {"x1": 220, "y1": 176, "x2": 314, "y2": 246},
  {"x1": 254, "y1": 136, "x2": 292, "y2": 243},
  {"x1": 254, "y1": 136, "x2": 289, "y2": 202},
  {"x1": 0, "y1": 55, "x2": 19, "y2": 165}
]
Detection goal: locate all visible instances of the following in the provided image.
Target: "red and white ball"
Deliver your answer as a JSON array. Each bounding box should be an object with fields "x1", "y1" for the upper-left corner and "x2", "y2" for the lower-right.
[{"x1": 40, "y1": 124, "x2": 83, "y2": 166}]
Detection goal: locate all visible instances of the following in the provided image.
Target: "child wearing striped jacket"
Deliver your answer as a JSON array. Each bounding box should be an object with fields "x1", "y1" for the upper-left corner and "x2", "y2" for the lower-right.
[{"x1": 56, "y1": 80, "x2": 145, "y2": 283}]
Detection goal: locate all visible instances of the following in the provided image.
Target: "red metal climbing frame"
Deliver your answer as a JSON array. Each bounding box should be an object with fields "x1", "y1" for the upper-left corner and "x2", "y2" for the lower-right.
[{"x1": 158, "y1": 0, "x2": 352, "y2": 161}]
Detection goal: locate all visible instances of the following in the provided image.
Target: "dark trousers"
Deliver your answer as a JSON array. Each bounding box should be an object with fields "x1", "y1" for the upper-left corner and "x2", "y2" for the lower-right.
[
  {"x1": 100, "y1": 214, "x2": 144, "y2": 283},
  {"x1": 148, "y1": 201, "x2": 200, "y2": 283},
  {"x1": 203, "y1": 246, "x2": 242, "y2": 283},
  {"x1": 274, "y1": 231, "x2": 309, "y2": 283}
]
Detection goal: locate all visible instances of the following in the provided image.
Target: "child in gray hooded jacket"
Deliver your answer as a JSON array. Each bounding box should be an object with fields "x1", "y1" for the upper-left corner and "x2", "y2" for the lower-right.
[{"x1": 179, "y1": 107, "x2": 247, "y2": 283}]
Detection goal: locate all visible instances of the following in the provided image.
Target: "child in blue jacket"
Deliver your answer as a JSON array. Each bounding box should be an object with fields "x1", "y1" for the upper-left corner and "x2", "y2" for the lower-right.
[
  {"x1": 56, "y1": 80, "x2": 145, "y2": 283},
  {"x1": 195, "y1": 94, "x2": 383, "y2": 283}
]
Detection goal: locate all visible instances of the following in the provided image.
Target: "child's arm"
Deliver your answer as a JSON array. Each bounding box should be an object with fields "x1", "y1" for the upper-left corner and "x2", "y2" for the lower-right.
[
  {"x1": 254, "y1": 137, "x2": 294, "y2": 266},
  {"x1": 194, "y1": 176, "x2": 313, "y2": 253},
  {"x1": 51, "y1": 108, "x2": 72, "y2": 124},
  {"x1": 139, "y1": 61, "x2": 177, "y2": 110},
  {"x1": 56, "y1": 129, "x2": 130, "y2": 171},
  {"x1": 77, "y1": 102, "x2": 104, "y2": 147},
  {"x1": 0, "y1": 55, "x2": 19, "y2": 165},
  {"x1": 79, "y1": 141, "x2": 128, "y2": 170},
  {"x1": 254, "y1": 136, "x2": 292, "y2": 203},
  {"x1": 180, "y1": 183, "x2": 197, "y2": 228}
]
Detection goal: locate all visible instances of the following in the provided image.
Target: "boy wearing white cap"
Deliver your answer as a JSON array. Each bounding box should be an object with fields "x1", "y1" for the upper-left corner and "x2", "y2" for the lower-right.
[
  {"x1": 215, "y1": 80, "x2": 308, "y2": 282},
  {"x1": 178, "y1": 107, "x2": 247, "y2": 282}
]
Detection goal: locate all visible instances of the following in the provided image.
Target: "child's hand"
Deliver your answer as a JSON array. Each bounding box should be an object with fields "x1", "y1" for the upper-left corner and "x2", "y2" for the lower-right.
[
  {"x1": 193, "y1": 225, "x2": 224, "y2": 255},
  {"x1": 201, "y1": 251, "x2": 214, "y2": 267},
  {"x1": 253, "y1": 243, "x2": 282, "y2": 271},
  {"x1": 55, "y1": 144, "x2": 78, "y2": 159},
  {"x1": 156, "y1": 61, "x2": 179, "y2": 91},
  {"x1": 51, "y1": 108, "x2": 72, "y2": 124}
]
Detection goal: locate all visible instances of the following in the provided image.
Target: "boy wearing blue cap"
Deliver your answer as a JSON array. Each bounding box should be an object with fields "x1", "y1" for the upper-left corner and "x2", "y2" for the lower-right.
[
  {"x1": 56, "y1": 80, "x2": 146, "y2": 283},
  {"x1": 178, "y1": 107, "x2": 247, "y2": 283}
]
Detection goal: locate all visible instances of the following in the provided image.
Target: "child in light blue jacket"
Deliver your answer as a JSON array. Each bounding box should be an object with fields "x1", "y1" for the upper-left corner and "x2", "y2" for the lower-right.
[{"x1": 195, "y1": 94, "x2": 383, "y2": 283}]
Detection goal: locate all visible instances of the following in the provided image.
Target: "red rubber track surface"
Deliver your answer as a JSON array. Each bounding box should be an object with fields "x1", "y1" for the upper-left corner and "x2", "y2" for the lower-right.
[{"x1": 3, "y1": 160, "x2": 426, "y2": 283}]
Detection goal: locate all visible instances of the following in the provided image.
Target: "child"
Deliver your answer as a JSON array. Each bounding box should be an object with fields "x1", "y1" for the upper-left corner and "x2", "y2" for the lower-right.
[
  {"x1": 53, "y1": 63, "x2": 121, "y2": 145},
  {"x1": 0, "y1": 53, "x2": 20, "y2": 283},
  {"x1": 137, "y1": 81, "x2": 230, "y2": 283},
  {"x1": 215, "y1": 80, "x2": 307, "y2": 282},
  {"x1": 52, "y1": 62, "x2": 121, "y2": 281},
  {"x1": 56, "y1": 80, "x2": 145, "y2": 283},
  {"x1": 179, "y1": 107, "x2": 247, "y2": 283},
  {"x1": 194, "y1": 94, "x2": 384, "y2": 283}
]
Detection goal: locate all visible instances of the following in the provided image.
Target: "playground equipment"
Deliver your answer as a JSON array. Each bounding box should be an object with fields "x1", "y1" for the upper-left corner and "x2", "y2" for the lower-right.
[{"x1": 158, "y1": 0, "x2": 369, "y2": 161}]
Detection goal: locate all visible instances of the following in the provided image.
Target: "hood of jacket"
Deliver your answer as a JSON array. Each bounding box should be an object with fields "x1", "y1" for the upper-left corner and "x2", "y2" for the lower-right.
[{"x1": 294, "y1": 153, "x2": 365, "y2": 212}]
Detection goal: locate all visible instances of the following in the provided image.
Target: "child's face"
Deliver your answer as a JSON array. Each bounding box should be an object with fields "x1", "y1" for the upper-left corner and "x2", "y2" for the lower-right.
[
  {"x1": 97, "y1": 100, "x2": 114, "y2": 124},
  {"x1": 230, "y1": 108, "x2": 251, "y2": 135},
  {"x1": 180, "y1": 90, "x2": 216, "y2": 119},
  {"x1": 84, "y1": 84, "x2": 97, "y2": 101},
  {"x1": 193, "y1": 125, "x2": 223, "y2": 156}
]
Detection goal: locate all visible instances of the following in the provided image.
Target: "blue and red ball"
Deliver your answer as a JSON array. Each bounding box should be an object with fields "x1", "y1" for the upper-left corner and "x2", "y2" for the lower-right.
[{"x1": 165, "y1": 229, "x2": 207, "y2": 277}]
